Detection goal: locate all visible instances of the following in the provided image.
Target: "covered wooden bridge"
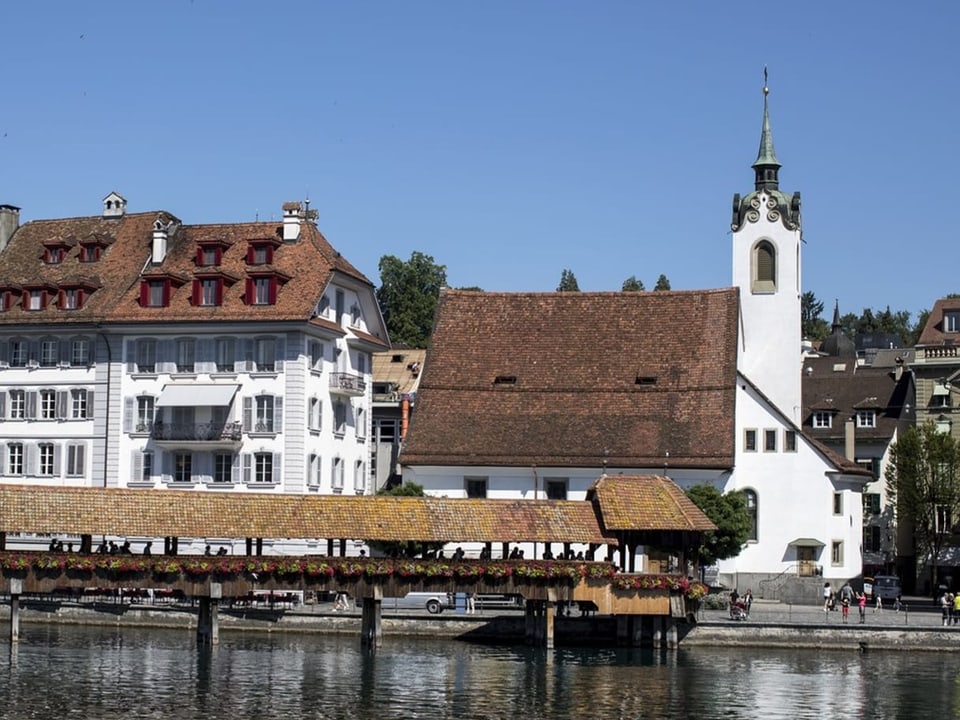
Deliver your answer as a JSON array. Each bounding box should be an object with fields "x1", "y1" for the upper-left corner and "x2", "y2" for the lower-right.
[{"x1": 0, "y1": 475, "x2": 715, "y2": 648}]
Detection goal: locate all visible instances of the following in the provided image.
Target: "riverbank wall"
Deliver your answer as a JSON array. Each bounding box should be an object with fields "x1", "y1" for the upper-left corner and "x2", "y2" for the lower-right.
[{"x1": 3, "y1": 600, "x2": 959, "y2": 651}]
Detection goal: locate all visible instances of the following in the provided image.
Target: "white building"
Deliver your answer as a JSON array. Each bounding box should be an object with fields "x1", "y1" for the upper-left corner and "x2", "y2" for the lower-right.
[
  {"x1": 400, "y1": 84, "x2": 871, "y2": 594},
  {"x1": 0, "y1": 195, "x2": 388, "y2": 551}
]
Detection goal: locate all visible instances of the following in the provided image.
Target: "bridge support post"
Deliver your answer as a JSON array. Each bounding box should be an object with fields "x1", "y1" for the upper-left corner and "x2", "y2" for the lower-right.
[
  {"x1": 524, "y1": 600, "x2": 536, "y2": 644},
  {"x1": 665, "y1": 617, "x2": 678, "y2": 649},
  {"x1": 197, "y1": 583, "x2": 222, "y2": 646},
  {"x1": 360, "y1": 586, "x2": 382, "y2": 649},
  {"x1": 652, "y1": 616, "x2": 663, "y2": 649},
  {"x1": 523, "y1": 598, "x2": 555, "y2": 648},
  {"x1": 8, "y1": 578, "x2": 21, "y2": 644}
]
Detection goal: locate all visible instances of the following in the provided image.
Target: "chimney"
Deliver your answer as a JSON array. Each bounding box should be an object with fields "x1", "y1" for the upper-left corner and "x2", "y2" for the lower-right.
[
  {"x1": 0, "y1": 204, "x2": 20, "y2": 252},
  {"x1": 102, "y1": 191, "x2": 127, "y2": 218},
  {"x1": 282, "y1": 201, "x2": 302, "y2": 242},
  {"x1": 152, "y1": 216, "x2": 170, "y2": 264},
  {"x1": 894, "y1": 356, "x2": 904, "y2": 382},
  {"x1": 844, "y1": 419, "x2": 855, "y2": 461}
]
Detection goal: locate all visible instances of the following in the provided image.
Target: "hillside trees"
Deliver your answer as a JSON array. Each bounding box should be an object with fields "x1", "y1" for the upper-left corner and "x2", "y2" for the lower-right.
[{"x1": 557, "y1": 269, "x2": 580, "y2": 292}]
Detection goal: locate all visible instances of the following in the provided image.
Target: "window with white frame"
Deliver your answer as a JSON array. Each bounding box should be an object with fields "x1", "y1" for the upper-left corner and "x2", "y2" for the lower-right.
[
  {"x1": 350, "y1": 304, "x2": 361, "y2": 327},
  {"x1": 856, "y1": 410, "x2": 877, "y2": 428},
  {"x1": 764, "y1": 429, "x2": 777, "y2": 452},
  {"x1": 8, "y1": 443, "x2": 23, "y2": 475},
  {"x1": 255, "y1": 396, "x2": 275, "y2": 432},
  {"x1": 784, "y1": 430, "x2": 797, "y2": 452},
  {"x1": 356, "y1": 352, "x2": 367, "y2": 375},
  {"x1": 744, "y1": 429, "x2": 757, "y2": 452},
  {"x1": 253, "y1": 453, "x2": 274, "y2": 483},
  {"x1": 62, "y1": 288, "x2": 80, "y2": 310},
  {"x1": 308, "y1": 453, "x2": 321, "y2": 487},
  {"x1": 309, "y1": 341, "x2": 324, "y2": 371},
  {"x1": 813, "y1": 412, "x2": 832, "y2": 429},
  {"x1": 744, "y1": 489, "x2": 758, "y2": 541},
  {"x1": 176, "y1": 338, "x2": 196, "y2": 373},
  {"x1": 309, "y1": 397, "x2": 322, "y2": 431},
  {"x1": 38, "y1": 443, "x2": 55, "y2": 476},
  {"x1": 254, "y1": 337, "x2": 275, "y2": 372},
  {"x1": 66, "y1": 444, "x2": 85, "y2": 477},
  {"x1": 354, "y1": 460, "x2": 365, "y2": 494},
  {"x1": 253, "y1": 277, "x2": 271, "y2": 305},
  {"x1": 40, "y1": 338, "x2": 58, "y2": 367},
  {"x1": 213, "y1": 453, "x2": 233, "y2": 484},
  {"x1": 27, "y1": 290, "x2": 43, "y2": 310},
  {"x1": 141, "y1": 451, "x2": 153, "y2": 483},
  {"x1": 331, "y1": 457, "x2": 344, "y2": 492},
  {"x1": 173, "y1": 453, "x2": 192, "y2": 483},
  {"x1": 833, "y1": 492, "x2": 843, "y2": 515},
  {"x1": 136, "y1": 396, "x2": 155, "y2": 433},
  {"x1": 200, "y1": 279, "x2": 219, "y2": 306},
  {"x1": 945, "y1": 310, "x2": 960, "y2": 333},
  {"x1": 356, "y1": 407, "x2": 366, "y2": 439},
  {"x1": 9, "y1": 389, "x2": 25, "y2": 419},
  {"x1": 334, "y1": 401, "x2": 347, "y2": 435},
  {"x1": 71, "y1": 338, "x2": 90, "y2": 366},
  {"x1": 10, "y1": 339, "x2": 27, "y2": 367},
  {"x1": 831, "y1": 541, "x2": 843, "y2": 565},
  {"x1": 71, "y1": 389, "x2": 89, "y2": 419},
  {"x1": 40, "y1": 390, "x2": 57, "y2": 420},
  {"x1": 215, "y1": 337, "x2": 235, "y2": 373},
  {"x1": 136, "y1": 338, "x2": 157, "y2": 373}
]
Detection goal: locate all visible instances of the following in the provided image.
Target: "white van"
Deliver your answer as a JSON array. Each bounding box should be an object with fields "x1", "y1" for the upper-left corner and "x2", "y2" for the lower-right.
[
  {"x1": 383, "y1": 591, "x2": 452, "y2": 614},
  {"x1": 871, "y1": 575, "x2": 901, "y2": 602}
]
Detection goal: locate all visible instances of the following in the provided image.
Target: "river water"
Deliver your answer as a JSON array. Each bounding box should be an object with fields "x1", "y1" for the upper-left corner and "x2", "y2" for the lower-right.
[{"x1": 1, "y1": 625, "x2": 957, "y2": 719}]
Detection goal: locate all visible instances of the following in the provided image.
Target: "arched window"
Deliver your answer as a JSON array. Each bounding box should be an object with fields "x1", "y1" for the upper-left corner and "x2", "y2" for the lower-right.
[
  {"x1": 743, "y1": 489, "x2": 758, "y2": 541},
  {"x1": 752, "y1": 240, "x2": 776, "y2": 293}
]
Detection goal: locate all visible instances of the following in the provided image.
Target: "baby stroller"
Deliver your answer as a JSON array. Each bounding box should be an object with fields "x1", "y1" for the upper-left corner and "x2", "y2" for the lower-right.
[{"x1": 729, "y1": 599, "x2": 749, "y2": 621}]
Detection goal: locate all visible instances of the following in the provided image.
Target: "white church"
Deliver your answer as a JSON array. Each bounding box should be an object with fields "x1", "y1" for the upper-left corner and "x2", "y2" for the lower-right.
[{"x1": 400, "y1": 82, "x2": 871, "y2": 597}]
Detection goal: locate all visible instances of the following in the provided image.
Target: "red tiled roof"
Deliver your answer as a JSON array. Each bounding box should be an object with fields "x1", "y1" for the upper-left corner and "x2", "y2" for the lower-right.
[
  {"x1": 401, "y1": 288, "x2": 739, "y2": 468},
  {"x1": 918, "y1": 297, "x2": 960, "y2": 346}
]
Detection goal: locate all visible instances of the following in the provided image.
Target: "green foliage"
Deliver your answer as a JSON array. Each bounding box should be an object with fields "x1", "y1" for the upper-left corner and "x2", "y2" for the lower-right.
[
  {"x1": 653, "y1": 274, "x2": 671, "y2": 291},
  {"x1": 621, "y1": 275, "x2": 645, "y2": 292},
  {"x1": 886, "y1": 422, "x2": 960, "y2": 590},
  {"x1": 801, "y1": 291, "x2": 829, "y2": 341},
  {"x1": 456, "y1": 286, "x2": 484, "y2": 292},
  {"x1": 837, "y1": 305, "x2": 915, "y2": 345},
  {"x1": 376, "y1": 252, "x2": 447, "y2": 348},
  {"x1": 369, "y1": 482, "x2": 445, "y2": 558},
  {"x1": 557, "y1": 269, "x2": 580, "y2": 292},
  {"x1": 685, "y1": 485, "x2": 751, "y2": 567}
]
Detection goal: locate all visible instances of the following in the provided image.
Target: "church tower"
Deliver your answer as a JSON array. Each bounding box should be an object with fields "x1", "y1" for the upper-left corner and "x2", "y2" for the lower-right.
[{"x1": 732, "y1": 74, "x2": 803, "y2": 421}]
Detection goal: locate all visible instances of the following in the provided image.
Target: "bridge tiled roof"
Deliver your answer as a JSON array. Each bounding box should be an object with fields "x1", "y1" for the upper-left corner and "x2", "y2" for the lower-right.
[
  {"x1": 588, "y1": 475, "x2": 716, "y2": 532},
  {"x1": 0, "y1": 485, "x2": 614, "y2": 544}
]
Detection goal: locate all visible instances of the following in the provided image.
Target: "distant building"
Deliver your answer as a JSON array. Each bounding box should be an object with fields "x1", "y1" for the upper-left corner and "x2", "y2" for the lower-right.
[{"x1": 371, "y1": 349, "x2": 425, "y2": 490}]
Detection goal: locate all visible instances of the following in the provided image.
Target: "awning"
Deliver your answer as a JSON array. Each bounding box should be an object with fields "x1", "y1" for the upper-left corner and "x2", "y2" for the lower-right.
[
  {"x1": 156, "y1": 384, "x2": 239, "y2": 408},
  {"x1": 787, "y1": 538, "x2": 825, "y2": 548}
]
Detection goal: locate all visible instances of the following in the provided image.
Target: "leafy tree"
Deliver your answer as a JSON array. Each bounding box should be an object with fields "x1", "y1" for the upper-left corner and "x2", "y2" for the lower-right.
[
  {"x1": 368, "y1": 482, "x2": 445, "y2": 559},
  {"x1": 910, "y1": 308, "x2": 931, "y2": 345},
  {"x1": 557, "y1": 269, "x2": 580, "y2": 292},
  {"x1": 685, "y1": 485, "x2": 751, "y2": 569},
  {"x1": 801, "y1": 291, "x2": 829, "y2": 341},
  {"x1": 376, "y1": 252, "x2": 447, "y2": 347},
  {"x1": 621, "y1": 275, "x2": 645, "y2": 292},
  {"x1": 886, "y1": 422, "x2": 960, "y2": 595},
  {"x1": 653, "y1": 274, "x2": 671, "y2": 291},
  {"x1": 456, "y1": 286, "x2": 484, "y2": 292}
]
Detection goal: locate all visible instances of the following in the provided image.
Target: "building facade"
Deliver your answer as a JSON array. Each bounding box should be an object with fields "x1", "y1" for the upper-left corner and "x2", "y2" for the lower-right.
[{"x1": 0, "y1": 196, "x2": 388, "y2": 538}]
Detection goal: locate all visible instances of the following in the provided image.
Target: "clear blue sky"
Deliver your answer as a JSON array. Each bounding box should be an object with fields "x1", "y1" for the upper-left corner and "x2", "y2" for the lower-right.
[{"x1": 1, "y1": 2, "x2": 956, "y2": 324}]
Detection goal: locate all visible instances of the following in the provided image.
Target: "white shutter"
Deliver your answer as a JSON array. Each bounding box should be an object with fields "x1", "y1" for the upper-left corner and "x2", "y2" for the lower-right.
[
  {"x1": 124, "y1": 397, "x2": 135, "y2": 433},
  {"x1": 242, "y1": 338, "x2": 254, "y2": 372},
  {"x1": 274, "y1": 336, "x2": 285, "y2": 372},
  {"x1": 25, "y1": 444, "x2": 37, "y2": 476},
  {"x1": 274, "y1": 396, "x2": 283, "y2": 433},
  {"x1": 25, "y1": 391, "x2": 37, "y2": 420},
  {"x1": 52, "y1": 444, "x2": 62, "y2": 476},
  {"x1": 272, "y1": 453, "x2": 281, "y2": 484},
  {"x1": 242, "y1": 453, "x2": 252, "y2": 483},
  {"x1": 75, "y1": 444, "x2": 86, "y2": 476},
  {"x1": 197, "y1": 338, "x2": 215, "y2": 373},
  {"x1": 131, "y1": 450, "x2": 143, "y2": 483},
  {"x1": 56, "y1": 391, "x2": 69, "y2": 419},
  {"x1": 0, "y1": 443, "x2": 6, "y2": 474},
  {"x1": 86, "y1": 390, "x2": 95, "y2": 416},
  {"x1": 242, "y1": 397, "x2": 252, "y2": 432},
  {"x1": 231, "y1": 454, "x2": 240, "y2": 484}
]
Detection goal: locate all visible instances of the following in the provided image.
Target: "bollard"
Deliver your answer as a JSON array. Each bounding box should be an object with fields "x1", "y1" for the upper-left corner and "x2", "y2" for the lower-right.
[{"x1": 904, "y1": 603, "x2": 908, "y2": 625}]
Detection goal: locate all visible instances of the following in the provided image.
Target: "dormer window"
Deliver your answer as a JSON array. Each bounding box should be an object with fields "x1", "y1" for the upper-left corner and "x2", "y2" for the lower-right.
[
  {"x1": 244, "y1": 269, "x2": 288, "y2": 307},
  {"x1": 60, "y1": 288, "x2": 81, "y2": 310},
  {"x1": 140, "y1": 279, "x2": 171, "y2": 308},
  {"x1": 23, "y1": 288, "x2": 48, "y2": 311},
  {"x1": 79, "y1": 244, "x2": 102, "y2": 262},
  {"x1": 44, "y1": 246, "x2": 65, "y2": 264},
  {"x1": 812, "y1": 411, "x2": 832, "y2": 429},
  {"x1": 193, "y1": 277, "x2": 224, "y2": 306},
  {"x1": 246, "y1": 242, "x2": 275, "y2": 266},
  {"x1": 196, "y1": 245, "x2": 223, "y2": 267},
  {"x1": 856, "y1": 410, "x2": 876, "y2": 428},
  {"x1": 0, "y1": 290, "x2": 13, "y2": 312},
  {"x1": 945, "y1": 311, "x2": 960, "y2": 333}
]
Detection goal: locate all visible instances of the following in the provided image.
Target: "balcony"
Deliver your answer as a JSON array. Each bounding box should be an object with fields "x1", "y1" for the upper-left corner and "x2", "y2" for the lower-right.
[
  {"x1": 329, "y1": 372, "x2": 366, "y2": 397},
  {"x1": 152, "y1": 421, "x2": 243, "y2": 450}
]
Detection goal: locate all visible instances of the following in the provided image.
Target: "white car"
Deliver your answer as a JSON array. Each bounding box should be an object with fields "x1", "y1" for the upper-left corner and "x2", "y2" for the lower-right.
[{"x1": 384, "y1": 591, "x2": 452, "y2": 614}]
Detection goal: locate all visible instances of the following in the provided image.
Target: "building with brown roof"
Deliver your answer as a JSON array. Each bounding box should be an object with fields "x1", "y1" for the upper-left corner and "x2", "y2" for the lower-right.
[
  {"x1": 0, "y1": 193, "x2": 388, "y2": 553},
  {"x1": 400, "y1": 83, "x2": 873, "y2": 595},
  {"x1": 370, "y1": 349, "x2": 425, "y2": 489},
  {"x1": 912, "y1": 296, "x2": 960, "y2": 442}
]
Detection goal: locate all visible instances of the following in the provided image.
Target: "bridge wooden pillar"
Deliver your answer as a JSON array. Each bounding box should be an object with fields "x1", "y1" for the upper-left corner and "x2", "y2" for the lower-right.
[
  {"x1": 360, "y1": 586, "x2": 383, "y2": 648},
  {"x1": 665, "y1": 617, "x2": 678, "y2": 649},
  {"x1": 7, "y1": 578, "x2": 21, "y2": 644},
  {"x1": 196, "y1": 583, "x2": 222, "y2": 646},
  {"x1": 524, "y1": 594, "x2": 556, "y2": 649}
]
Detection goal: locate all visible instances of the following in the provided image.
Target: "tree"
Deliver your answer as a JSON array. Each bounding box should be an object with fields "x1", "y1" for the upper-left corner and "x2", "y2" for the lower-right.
[
  {"x1": 685, "y1": 485, "x2": 752, "y2": 569},
  {"x1": 801, "y1": 291, "x2": 829, "y2": 341},
  {"x1": 557, "y1": 269, "x2": 580, "y2": 292},
  {"x1": 621, "y1": 275, "x2": 645, "y2": 292},
  {"x1": 367, "y1": 482, "x2": 445, "y2": 559},
  {"x1": 653, "y1": 274, "x2": 671, "y2": 291},
  {"x1": 886, "y1": 422, "x2": 960, "y2": 595},
  {"x1": 376, "y1": 252, "x2": 447, "y2": 348}
]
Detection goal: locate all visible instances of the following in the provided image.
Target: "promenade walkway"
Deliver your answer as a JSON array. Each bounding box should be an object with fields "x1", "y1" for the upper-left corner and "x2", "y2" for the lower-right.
[{"x1": 698, "y1": 597, "x2": 946, "y2": 628}]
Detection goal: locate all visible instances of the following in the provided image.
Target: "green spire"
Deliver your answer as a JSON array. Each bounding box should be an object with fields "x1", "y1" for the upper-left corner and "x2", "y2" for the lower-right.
[{"x1": 752, "y1": 68, "x2": 781, "y2": 191}]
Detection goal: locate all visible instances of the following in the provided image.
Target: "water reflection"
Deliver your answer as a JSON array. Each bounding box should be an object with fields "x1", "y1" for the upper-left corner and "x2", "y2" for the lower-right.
[{"x1": 1, "y1": 626, "x2": 959, "y2": 719}]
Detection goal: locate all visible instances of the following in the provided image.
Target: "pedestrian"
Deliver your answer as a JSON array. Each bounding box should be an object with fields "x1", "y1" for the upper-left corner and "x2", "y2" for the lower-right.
[
  {"x1": 941, "y1": 591, "x2": 951, "y2": 626},
  {"x1": 841, "y1": 594, "x2": 850, "y2": 624},
  {"x1": 742, "y1": 589, "x2": 753, "y2": 616},
  {"x1": 952, "y1": 593, "x2": 960, "y2": 625},
  {"x1": 857, "y1": 591, "x2": 867, "y2": 624},
  {"x1": 823, "y1": 582, "x2": 832, "y2": 612}
]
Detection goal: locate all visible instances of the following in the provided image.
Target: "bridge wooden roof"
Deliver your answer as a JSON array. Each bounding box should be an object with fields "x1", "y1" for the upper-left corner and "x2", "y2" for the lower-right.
[
  {"x1": 588, "y1": 475, "x2": 716, "y2": 532},
  {"x1": 0, "y1": 484, "x2": 614, "y2": 544}
]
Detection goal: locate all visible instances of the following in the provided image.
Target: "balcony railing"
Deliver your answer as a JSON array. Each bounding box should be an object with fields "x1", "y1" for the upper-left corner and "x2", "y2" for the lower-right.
[
  {"x1": 329, "y1": 372, "x2": 366, "y2": 397},
  {"x1": 152, "y1": 421, "x2": 243, "y2": 442}
]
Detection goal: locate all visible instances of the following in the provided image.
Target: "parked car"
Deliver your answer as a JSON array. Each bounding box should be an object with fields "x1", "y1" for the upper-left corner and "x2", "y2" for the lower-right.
[{"x1": 384, "y1": 591, "x2": 452, "y2": 614}]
